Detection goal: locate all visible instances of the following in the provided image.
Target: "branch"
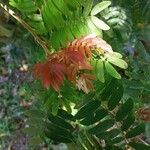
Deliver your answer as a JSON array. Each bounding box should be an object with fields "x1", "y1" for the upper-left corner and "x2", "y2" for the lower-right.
[
  {"x1": 137, "y1": 137, "x2": 150, "y2": 146},
  {"x1": 0, "y1": 1, "x2": 50, "y2": 56}
]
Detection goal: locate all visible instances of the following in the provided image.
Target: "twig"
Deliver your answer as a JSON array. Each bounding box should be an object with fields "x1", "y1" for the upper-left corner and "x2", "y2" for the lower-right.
[
  {"x1": 137, "y1": 137, "x2": 150, "y2": 146},
  {"x1": 0, "y1": 1, "x2": 50, "y2": 56},
  {"x1": 101, "y1": 105, "x2": 130, "y2": 148}
]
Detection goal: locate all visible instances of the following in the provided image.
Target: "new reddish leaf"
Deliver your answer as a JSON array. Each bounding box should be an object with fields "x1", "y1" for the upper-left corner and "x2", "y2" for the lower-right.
[{"x1": 33, "y1": 34, "x2": 113, "y2": 92}]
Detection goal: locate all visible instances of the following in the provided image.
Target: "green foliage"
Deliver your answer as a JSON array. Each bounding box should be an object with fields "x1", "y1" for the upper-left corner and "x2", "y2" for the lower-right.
[
  {"x1": 105, "y1": 61, "x2": 121, "y2": 79},
  {"x1": 0, "y1": 30, "x2": 45, "y2": 149},
  {"x1": 8, "y1": 0, "x2": 128, "y2": 86},
  {"x1": 9, "y1": 0, "x2": 38, "y2": 13},
  {"x1": 24, "y1": 76, "x2": 149, "y2": 149},
  {"x1": 115, "y1": 98, "x2": 133, "y2": 121},
  {"x1": 92, "y1": 51, "x2": 127, "y2": 82},
  {"x1": 91, "y1": 1, "x2": 111, "y2": 16},
  {"x1": 95, "y1": 59, "x2": 105, "y2": 83},
  {"x1": 100, "y1": 0, "x2": 150, "y2": 106},
  {"x1": 9, "y1": 0, "x2": 111, "y2": 49},
  {"x1": 24, "y1": 108, "x2": 46, "y2": 147},
  {"x1": 2, "y1": 0, "x2": 149, "y2": 149},
  {"x1": 129, "y1": 142, "x2": 150, "y2": 150}
]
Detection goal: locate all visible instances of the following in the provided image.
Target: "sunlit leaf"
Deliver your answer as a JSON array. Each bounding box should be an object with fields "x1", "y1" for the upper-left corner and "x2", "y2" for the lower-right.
[
  {"x1": 96, "y1": 59, "x2": 105, "y2": 83},
  {"x1": 91, "y1": 16, "x2": 110, "y2": 30},
  {"x1": 107, "y1": 56, "x2": 128, "y2": 69},
  {"x1": 91, "y1": 1, "x2": 111, "y2": 15},
  {"x1": 105, "y1": 61, "x2": 121, "y2": 79}
]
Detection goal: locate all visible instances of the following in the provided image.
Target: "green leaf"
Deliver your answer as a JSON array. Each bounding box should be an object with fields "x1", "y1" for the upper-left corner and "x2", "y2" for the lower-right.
[
  {"x1": 115, "y1": 98, "x2": 134, "y2": 121},
  {"x1": 45, "y1": 129, "x2": 72, "y2": 143},
  {"x1": 111, "y1": 52, "x2": 123, "y2": 59},
  {"x1": 96, "y1": 129, "x2": 121, "y2": 140},
  {"x1": 52, "y1": 99, "x2": 60, "y2": 115},
  {"x1": 46, "y1": 122, "x2": 74, "y2": 141},
  {"x1": 42, "y1": 6, "x2": 54, "y2": 30},
  {"x1": 83, "y1": 0, "x2": 93, "y2": 16},
  {"x1": 64, "y1": 0, "x2": 80, "y2": 10},
  {"x1": 129, "y1": 142, "x2": 150, "y2": 150},
  {"x1": 75, "y1": 100, "x2": 100, "y2": 120},
  {"x1": 108, "y1": 81, "x2": 123, "y2": 110},
  {"x1": 44, "y1": 90, "x2": 58, "y2": 110},
  {"x1": 105, "y1": 61, "x2": 121, "y2": 79},
  {"x1": 100, "y1": 78, "x2": 118, "y2": 101},
  {"x1": 59, "y1": 29, "x2": 68, "y2": 47},
  {"x1": 70, "y1": 23, "x2": 81, "y2": 38},
  {"x1": 74, "y1": 92, "x2": 96, "y2": 109},
  {"x1": 76, "y1": 0, "x2": 85, "y2": 6},
  {"x1": 96, "y1": 59, "x2": 105, "y2": 83},
  {"x1": 25, "y1": 109, "x2": 45, "y2": 118},
  {"x1": 126, "y1": 123, "x2": 145, "y2": 138},
  {"x1": 48, "y1": 113, "x2": 74, "y2": 131},
  {"x1": 87, "y1": 135, "x2": 103, "y2": 150},
  {"x1": 63, "y1": 27, "x2": 74, "y2": 44},
  {"x1": 80, "y1": 108, "x2": 108, "y2": 125},
  {"x1": 61, "y1": 80, "x2": 78, "y2": 103},
  {"x1": 79, "y1": 132, "x2": 94, "y2": 150},
  {"x1": 91, "y1": 16, "x2": 110, "y2": 30},
  {"x1": 91, "y1": 59, "x2": 97, "y2": 75},
  {"x1": 87, "y1": 17, "x2": 102, "y2": 36},
  {"x1": 94, "y1": 108, "x2": 108, "y2": 120},
  {"x1": 110, "y1": 146, "x2": 123, "y2": 150},
  {"x1": 23, "y1": 127, "x2": 42, "y2": 136},
  {"x1": 57, "y1": 109, "x2": 75, "y2": 121},
  {"x1": 121, "y1": 114, "x2": 135, "y2": 131},
  {"x1": 77, "y1": 21, "x2": 90, "y2": 35},
  {"x1": 91, "y1": 1, "x2": 111, "y2": 15},
  {"x1": 9, "y1": 0, "x2": 37, "y2": 13},
  {"x1": 107, "y1": 56, "x2": 128, "y2": 69},
  {"x1": 88, "y1": 119, "x2": 115, "y2": 135},
  {"x1": 26, "y1": 118, "x2": 44, "y2": 127},
  {"x1": 47, "y1": 0, "x2": 65, "y2": 28},
  {"x1": 50, "y1": 35, "x2": 61, "y2": 49},
  {"x1": 52, "y1": 0, "x2": 71, "y2": 16},
  {"x1": 111, "y1": 137, "x2": 124, "y2": 144},
  {"x1": 42, "y1": 0, "x2": 65, "y2": 30},
  {"x1": 29, "y1": 136, "x2": 43, "y2": 145},
  {"x1": 29, "y1": 21, "x2": 47, "y2": 35}
]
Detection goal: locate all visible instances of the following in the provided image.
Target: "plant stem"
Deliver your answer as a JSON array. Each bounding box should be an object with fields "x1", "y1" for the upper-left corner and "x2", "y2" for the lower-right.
[
  {"x1": 101, "y1": 105, "x2": 130, "y2": 148},
  {"x1": 137, "y1": 137, "x2": 149, "y2": 146},
  {"x1": 0, "y1": 1, "x2": 50, "y2": 56}
]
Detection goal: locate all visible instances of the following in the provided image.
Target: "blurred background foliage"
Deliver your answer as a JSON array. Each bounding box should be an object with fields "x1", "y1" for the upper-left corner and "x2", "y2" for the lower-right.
[
  {"x1": 0, "y1": 7, "x2": 45, "y2": 149},
  {"x1": 0, "y1": 0, "x2": 150, "y2": 149}
]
